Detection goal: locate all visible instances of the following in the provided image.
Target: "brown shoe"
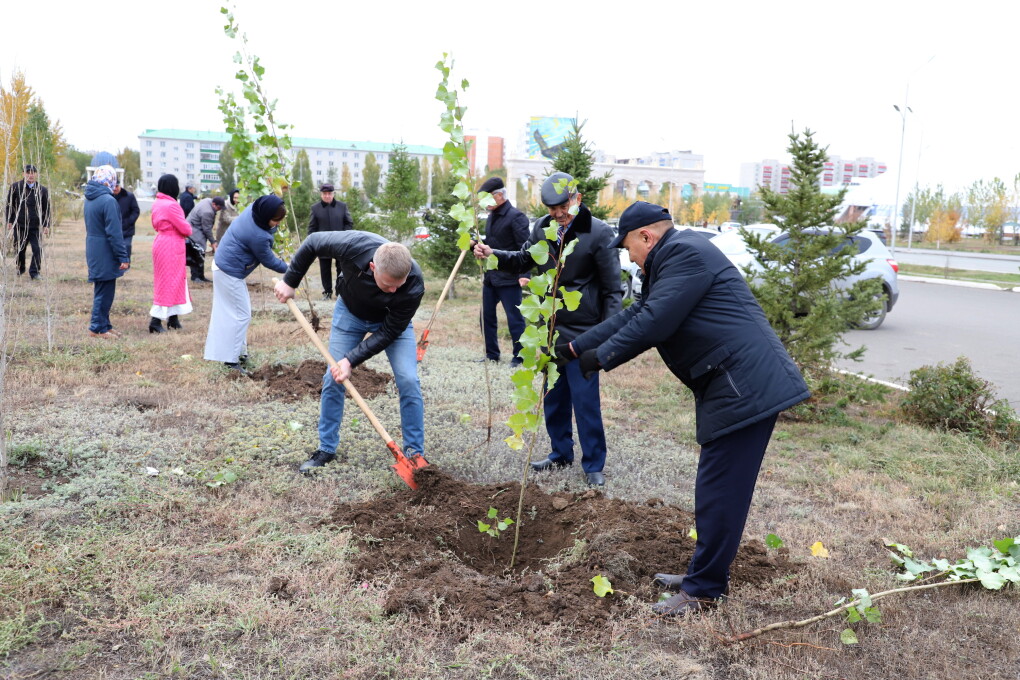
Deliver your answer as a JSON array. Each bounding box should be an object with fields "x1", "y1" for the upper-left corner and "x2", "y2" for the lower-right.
[
  {"x1": 89, "y1": 330, "x2": 116, "y2": 339},
  {"x1": 651, "y1": 590, "x2": 717, "y2": 617}
]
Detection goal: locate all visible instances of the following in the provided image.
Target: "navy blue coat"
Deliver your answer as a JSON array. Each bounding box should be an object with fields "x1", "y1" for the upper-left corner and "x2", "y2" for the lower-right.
[
  {"x1": 482, "y1": 199, "x2": 530, "y2": 287},
  {"x1": 571, "y1": 227, "x2": 809, "y2": 444},
  {"x1": 114, "y1": 188, "x2": 140, "y2": 238},
  {"x1": 84, "y1": 181, "x2": 129, "y2": 282}
]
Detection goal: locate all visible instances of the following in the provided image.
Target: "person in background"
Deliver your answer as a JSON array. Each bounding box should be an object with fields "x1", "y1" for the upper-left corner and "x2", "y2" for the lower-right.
[
  {"x1": 83, "y1": 165, "x2": 130, "y2": 338},
  {"x1": 306, "y1": 183, "x2": 353, "y2": 300},
  {"x1": 204, "y1": 195, "x2": 288, "y2": 373},
  {"x1": 179, "y1": 183, "x2": 197, "y2": 218},
  {"x1": 186, "y1": 195, "x2": 224, "y2": 283},
  {"x1": 5, "y1": 163, "x2": 51, "y2": 280},
  {"x1": 149, "y1": 174, "x2": 193, "y2": 333},
  {"x1": 112, "y1": 180, "x2": 140, "y2": 260},
  {"x1": 215, "y1": 188, "x2": 240, "y2": 243}
]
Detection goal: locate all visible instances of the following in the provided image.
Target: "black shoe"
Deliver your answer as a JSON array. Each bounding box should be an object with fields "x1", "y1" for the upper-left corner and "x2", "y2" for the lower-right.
[
  {"x1": 473, "y1": 357, "x2": 499, "y2": 363},
  {"x1": 530, "y1": 456, "x2": 571, "y2": 472},
  {"x1": 585, "y1": 471, "x2": 605, "y2": 486},
  {"x1": 653, "y1": 574, "x2": 686, "y2": 592},
  {"x1": 299, "y1": 449, "x2": 336, "y2": 473},
  {"x1": 148, "y1": 317, "x2": 166, "y2": 334},
  {"x1": 30, "y1": 275, "x2": 40, "y2": 280},
  {"x1": 238, "y1": 354, "x2": 249, "y2": 367},
  {"x1": 322, "y1": 292, "x2": 333, "y2": 300},
  {"x1": 651, "y1": 590, "x2": 716, "y2": 617},
  {"x1": 224, "y1": 362, "x2": 249, "y2": 376},
  {"x1": 191, "y1": 276, "x2": 212, "y2": 283},
  {"x1": 167, "y1": 315, "x2": 182, "y2": 330},
  {"x1": 509, "y1": 358, "x2": 523, "y2": 368}
]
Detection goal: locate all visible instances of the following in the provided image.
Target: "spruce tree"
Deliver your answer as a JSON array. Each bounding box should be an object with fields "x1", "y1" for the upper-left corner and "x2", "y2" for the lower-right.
[
  {"x1": 378, "y1": 143, "x2": 425, "y2": 240},
  {"x1": 550, "y1": 118, "x2": 613, "y2": 220},
  {"x1": 750, "y1": 128, "x2": 883, "y2": 375},
  {"x1": 286, "y1": 149, "x2": 315, "y2": 236}
]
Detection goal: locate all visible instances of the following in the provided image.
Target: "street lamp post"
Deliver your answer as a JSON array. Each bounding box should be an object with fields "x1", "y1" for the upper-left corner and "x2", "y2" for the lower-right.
[
  {"x1": 907, "y1": 129, "x2": 924, "y2": 250},
  {"x1": 890, "y1": 55, "x2": 935, "y2": 253}
]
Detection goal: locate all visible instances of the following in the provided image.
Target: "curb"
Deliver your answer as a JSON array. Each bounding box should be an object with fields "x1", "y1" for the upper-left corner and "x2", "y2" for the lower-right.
[{"x1": 898, "y1": 275, "x2": 1020, "y2": 292}]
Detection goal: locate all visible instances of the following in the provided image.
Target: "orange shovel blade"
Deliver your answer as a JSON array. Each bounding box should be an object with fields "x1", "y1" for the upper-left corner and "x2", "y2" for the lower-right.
[
  {"x1": 386, "y1": 440, "x2": 429, "y2": 489},
  {"x1": 416, "y1": 329, "x2": 430, "y2": 362}
]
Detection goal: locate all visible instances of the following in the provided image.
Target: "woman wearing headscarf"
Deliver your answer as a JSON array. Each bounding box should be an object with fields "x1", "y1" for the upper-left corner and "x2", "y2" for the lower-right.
[
  {"x1": 214, "y1": 188, "x2": 240, "y2": 243},
  {"x1": 84, "y1": 165, "x2": 130, "y2": 338},
  {"x1": 203, "y1": 194, "x2": 288, "y2": 372},
  {"x1": 149, "y1": 174, "x2": 193, "y2": 333}
]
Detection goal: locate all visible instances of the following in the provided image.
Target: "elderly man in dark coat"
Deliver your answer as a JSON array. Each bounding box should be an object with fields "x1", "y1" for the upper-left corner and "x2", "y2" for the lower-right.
[
  {"x1": 186, "y1": 196, "x2": 224, "y2": 282},
  {"x1": 307, "y1": 183, "x2": 354, "y2": 300},
  {"x1": 562, "y1": 201, "x2": 810, "y2": 617},
  {"x1": 112, "y1": 181, "x2": 140, "y2": 260},
  {"x1": 5, "y1": 164, "x2": 51, "y2": 279},
  {"x1": 473, "y1": 172, "x2": 622, "y2": 486}
]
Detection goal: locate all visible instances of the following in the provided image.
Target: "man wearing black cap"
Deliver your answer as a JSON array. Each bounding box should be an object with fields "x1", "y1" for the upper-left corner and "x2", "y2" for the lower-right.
[
  {"x1": 473, "y1": 172, "x2": 622, "y2": 486},
  {"x1": 560, "y1": 201, "x2": 810, "y2": 616},
  {"x1": 308, "y1": 183, "x2": 354, "y2": 300},
  {"x1": 477, "y1": 177, "x2": 530, "y2": 366},
  {"x1": 5, "y1": 164, "x2": 51, "y2": 279}
]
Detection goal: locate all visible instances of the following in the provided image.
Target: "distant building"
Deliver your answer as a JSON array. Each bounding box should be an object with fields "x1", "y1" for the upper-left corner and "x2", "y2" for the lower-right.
[
  {"x1": 138, "y1": 129, "x2": 442, "y2": 192},
  {"x1": 465, "y1": 132, "x2": 505, "y2": 174},
  {"x1": 740, "y1": 155, "x2": 887, "y2": 195}
]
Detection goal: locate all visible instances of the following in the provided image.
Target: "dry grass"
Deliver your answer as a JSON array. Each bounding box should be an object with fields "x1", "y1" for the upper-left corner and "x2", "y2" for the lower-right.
[{"x1": 1, "y1": 221, "x2": 1018, "y2": 679}]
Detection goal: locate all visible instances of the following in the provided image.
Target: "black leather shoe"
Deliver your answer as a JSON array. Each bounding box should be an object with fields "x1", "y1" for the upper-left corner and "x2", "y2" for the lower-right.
[
  {"x1": 585, "y1": 471, "x2": 605, "y2": 486},
  {"x1": 299, "y1": 449, "x2": 336, "y2": 473},
  {"x1": 651, "y1": 590, "x2": 716, "y2": 617},
  {"x1": 530, "y1": 456, "x2": 571, "y2": 472}
]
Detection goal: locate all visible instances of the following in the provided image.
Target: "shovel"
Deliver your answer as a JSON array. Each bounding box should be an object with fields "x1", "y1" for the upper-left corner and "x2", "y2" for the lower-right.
[
  {"x1": 273, "y1": 279, "x2": 428, "y2": 489},
  {"x1": 416, "y1": 247, "x2": 470, "y2": 361}
]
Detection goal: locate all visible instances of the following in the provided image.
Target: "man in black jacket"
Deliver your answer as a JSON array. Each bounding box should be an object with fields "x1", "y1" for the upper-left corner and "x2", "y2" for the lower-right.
[
  {"x1": 563, "y1": 201, "x2": 810, "y2": 616},
  {"x1": 477, "y1": 177, "x2": 530, "y2": 366},
  {"x1": 5, "y1": 164, "x2": 51, "y2": 279},
  {"x1": 274, "y1": 232, "x2": 425, "y2": 473},
  {"x1": 179, "y1": 183, "x2": 197, "y2": 218},
  {"x1": 473, "y1": 172, "x2": 622, "y2": 486},
  {"x1": 112, "y1": 181, "x2": 140, "y2": 260},
  {"x1": 307, "y1": 183, "x2": 354, "y2": 300}
]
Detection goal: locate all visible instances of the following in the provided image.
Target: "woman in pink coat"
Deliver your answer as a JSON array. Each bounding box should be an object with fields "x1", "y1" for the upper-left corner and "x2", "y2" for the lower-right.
[{"x1": 149, "y1": 174, "x2": 193, "y2": 333}]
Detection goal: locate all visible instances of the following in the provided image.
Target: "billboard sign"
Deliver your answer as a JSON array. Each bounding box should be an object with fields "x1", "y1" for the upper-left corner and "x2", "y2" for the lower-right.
[{"x1": 527, "y1": 117, "x2": 575, "y2": 159}]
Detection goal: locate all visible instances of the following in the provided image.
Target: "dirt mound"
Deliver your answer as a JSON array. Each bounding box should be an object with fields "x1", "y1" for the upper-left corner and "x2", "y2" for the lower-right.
[
  {"x1": 249, "y1": 360, "x2": 393, "y2": 402},
  {"x1": 330, "y1": 467, "x2": 798, "y2": 631}
]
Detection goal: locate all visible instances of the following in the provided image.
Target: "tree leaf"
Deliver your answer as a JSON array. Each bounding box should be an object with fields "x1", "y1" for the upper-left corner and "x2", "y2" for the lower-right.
[
  {"x1": 591, "y1": 575, "x2": 614, "y2": 598},
  {"x1": 487, "y1": 507, "x2": 498, "y2": 519},
  {"x1": 477, "y1": 521, "x2": 490, "y2": 533},
  {"x1": 528, "y1": 240, "x2": 550, "y2": 266},
  {"x1": 687, "y1": 527, "x2": 698, "y2": 540},
  {"x1": 977, "y1": 569, "x2": 1007, "y2": 590},
  {"x1": 765, "y1": 533, "x2": 784, "y2": 549},
  {"x1": 560, "y1": 289, "x2": 582, "y2": 311},
  {"x1": 993, "y1": 538, "x2": 1015, "y2": 555},
  {"x1": 840, "y1": 629, "x2": 859, "y2": 645},
  {"x1": 810, "y1": 541, "x2": 830, "y2": 558}
]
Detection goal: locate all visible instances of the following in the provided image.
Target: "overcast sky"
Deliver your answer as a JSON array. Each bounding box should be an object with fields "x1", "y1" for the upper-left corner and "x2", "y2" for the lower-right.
[{"x1": 3, "y1": 0, "x2": 1018, "y2": 198}]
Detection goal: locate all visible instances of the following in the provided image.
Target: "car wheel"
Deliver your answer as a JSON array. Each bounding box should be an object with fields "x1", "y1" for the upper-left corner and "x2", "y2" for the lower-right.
[{"x1": 854, "y1": 291, "x2": 887, "y2": 330}]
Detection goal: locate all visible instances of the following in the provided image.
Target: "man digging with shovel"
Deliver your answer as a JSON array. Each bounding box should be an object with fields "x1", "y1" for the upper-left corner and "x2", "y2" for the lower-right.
[{"x1": 274, "y1": 232, "x2": 426, "y2": 473}]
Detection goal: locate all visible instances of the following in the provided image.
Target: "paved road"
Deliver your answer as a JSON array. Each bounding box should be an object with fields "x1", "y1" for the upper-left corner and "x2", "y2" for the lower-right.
[
  {"x1": 836, "y1": 280, "x2": 1020, "y2": 408},
  {"x1": 892, "y1": 247, "x2": 1020, "y2": 275}
]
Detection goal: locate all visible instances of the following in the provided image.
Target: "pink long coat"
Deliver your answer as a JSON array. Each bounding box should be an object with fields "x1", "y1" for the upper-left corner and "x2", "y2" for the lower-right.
[{"x1": 151, "y1": 193, "x2": 193, "y2": 306}]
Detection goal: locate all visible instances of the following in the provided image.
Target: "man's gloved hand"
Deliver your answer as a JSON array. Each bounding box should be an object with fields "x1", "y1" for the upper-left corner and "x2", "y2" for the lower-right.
[
  {"x1": 552, "y1": 341, "x2": 575, "y2": 367},
  {"x1": 579, "y1": 349, "x2": 601, "y2": 380}
]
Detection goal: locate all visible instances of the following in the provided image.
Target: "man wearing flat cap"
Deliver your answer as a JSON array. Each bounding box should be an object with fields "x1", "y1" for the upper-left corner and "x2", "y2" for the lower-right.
[
  {"x1": 473, "y1": 172, "x2": 622, "y2": 486},
  {"x1": 308, "y1": 183, "x2": 354, "y2": 300},
  {"x1": 560, "y1": 201, "x2": 809, "y2": 617},
  {"x1": 5, "y1": 164, "x2": 51, "y2": 280},
  {"x1": 477, "y1": 176, "x2": 530, "y2": 366}
]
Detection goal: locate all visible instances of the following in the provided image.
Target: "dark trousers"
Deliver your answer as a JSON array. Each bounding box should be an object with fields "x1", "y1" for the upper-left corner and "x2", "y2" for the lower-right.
[
  {"x1": 318, "y1": 257, "x2": 340, "y2": 295},
  {"x1": 15, "y1": 228, "x2": 42, "y2": 277},
  {"x1": 481, "y1": 281, "x2": 526, "y2": 361},
  {"x1": 90, "y1": 279, "x2": 117, "y2": 333},
  {"x1": 189, "y1": 261, "x2": 205, "y2": 281},
  {"x1": 123, "y1": 236, "x2": 133, "y2": 261},
  {"x1": 544, "y1": 359, "x2": 607, "y2": 473},
  {"x1": 683, "y1": 413, "x2": 778, "y2": 599}
]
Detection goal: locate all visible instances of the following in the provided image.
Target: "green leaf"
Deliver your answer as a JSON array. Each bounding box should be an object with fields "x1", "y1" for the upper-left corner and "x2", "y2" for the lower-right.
[
  {"x1": 477, "y1": 521, "x2": 490, "y2": 533},
  {"x1": 452, "y1": 181, "x2": 470, "y2": 200},
  {"x1": 487, "y1": 507, "x2": 498, "y2": 519},
  {"x1": 998, "y1": 565, "x2": 1020, "y2": 583},
  {"x1": 504, "y1": 433, "x2": 524, "y2": 450},
  {"x1": 528, "y1": 240, "x2": 550, "y2": 266},
  {"x1": 840, "y1": 629, "x2": 859, "y2": 645},
  {"x1": 485, "y1": 253, "x2": 499, "y2": 271},
  {"x1": 456, "y1": 231, "x2": 472, "y2": 251},
  {"x1": 543, "y1": 223, "x2": 560, "y2": 241},
  {"x1": 503, "y1": 517, "x2": 514, "y2": 526},
  {"x1": 519, "y1": 296, "x2": 544, "y2": 322},
  {"x1": 591, "y1": 575, "x2": 614, "y2": 598},
  {"x1": 977, "y1": 569, "x2": 1007, "y2": 590},
  {"x1": 559, "y1": 288, "x2": 582, "y2": 312},
  {"x1": 884, "y1": 540, "x2": 913, "y2": 558},
  {"x1": 765, "y1": 533, "x2": 784, "y2": 549},
  {"x1": 863, "y1": 606, "x2": 882, "y2": 624},
  {"x1": 993, "y1": 538, "x2": 1015, "y2": 555},
  {"x1": 510, "y1": 369, "x2": 535, "y2": 387},
  {"x1": 850, "y1": 588, "x2": 872, "y2": 608},
  {"x1": 845, "y1": 607, "x2": 861, "y2": 623},
  {"x1": 478, "y1": 193, "x2": 496, "y2": 210}
]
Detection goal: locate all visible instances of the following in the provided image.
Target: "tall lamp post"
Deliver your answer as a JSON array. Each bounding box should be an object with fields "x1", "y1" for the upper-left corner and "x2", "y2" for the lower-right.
[
  {"x1": 890, "y1": 55, "x2": 935, "y2": 253},
  {"x1": 907, "y1": 128, "x2": 924, "y2": 250}
]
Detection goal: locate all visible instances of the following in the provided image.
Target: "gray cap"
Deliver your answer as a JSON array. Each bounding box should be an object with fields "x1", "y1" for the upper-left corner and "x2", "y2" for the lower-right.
[{"x1": 541, "y1": 172, "x2": 575, "y2": 207}]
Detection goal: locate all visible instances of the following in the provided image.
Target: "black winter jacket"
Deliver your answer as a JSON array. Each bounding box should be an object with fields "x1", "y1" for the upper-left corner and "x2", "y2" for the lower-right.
[
  {"x1": 490, "y1": 204, "x2": 622, "y2": 341},
  {"x1": 571, "y1": 227, "x2": 809, "y2": 444},
  {"x1": 283, "y1": 231, "x2": 424, "y2": 367},
  {"x1": 5, "y1": 180, "x2": 50, "y2": 231},
  {"x1": 114, "y1": 188, "x2": 140, "y2": 238},
  {"x1": 482, "y1": 199, "x2": 530, "y2": 287},
  {"x1": 179, "y1": 190, "x2": 196, "y2": 218},
  {"x1": 308, "y1": 199, "x2": 353, "y2": 235}
]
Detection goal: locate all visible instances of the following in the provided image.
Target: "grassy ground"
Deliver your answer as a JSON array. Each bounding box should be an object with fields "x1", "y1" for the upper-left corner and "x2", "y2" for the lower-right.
[
  {"x1": 898, "y1": 263, "x2": 1020, "y2": 287},
  {"x1": 1, "y1": 220, "x2": 1018, "y2": 679}
]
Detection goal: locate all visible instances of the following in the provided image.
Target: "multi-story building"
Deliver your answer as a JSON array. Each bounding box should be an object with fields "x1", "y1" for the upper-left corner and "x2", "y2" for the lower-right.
[
  {"x1": 137, "y1": 129, "x2": 442, "y2": 192},
  {"x1": 740, "y1": 155, "x2": 886, "y2": 194},
  {"x1": 464, "y1": 132, "x2": 505, "y2": 175}
]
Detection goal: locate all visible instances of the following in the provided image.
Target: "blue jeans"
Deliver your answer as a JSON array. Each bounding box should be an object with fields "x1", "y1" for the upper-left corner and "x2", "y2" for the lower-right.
[
  {"x1": 89, "y1": 279, "x2": 117, "y2": 333},
  {"x1": 544, "y1": 359, "x2": 607, "y2": 473},
  {"x1": 318, "y1": 297, "x2": 424, "y2": 456},
  {"x1": 481, "y1": 281, "x2": 526, "y2": 361}
]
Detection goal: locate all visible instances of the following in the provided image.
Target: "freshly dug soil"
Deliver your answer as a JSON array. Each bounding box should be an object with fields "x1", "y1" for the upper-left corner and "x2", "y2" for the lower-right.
[
  {"x1": 250, "y1": 360, "x2": 393, "y2": 402},
  {"x1": 330, "y1": 467, "x2": 798, "y2": 631}
]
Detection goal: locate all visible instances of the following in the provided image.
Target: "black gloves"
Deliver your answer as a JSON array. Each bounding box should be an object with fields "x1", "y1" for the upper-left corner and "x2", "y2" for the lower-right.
[
  {"x1": 578, "y1": 349, "x2": 601, "y2": 380},
  {"x1": 552, "y1": 342, "x2": 576, "y2": 367}
]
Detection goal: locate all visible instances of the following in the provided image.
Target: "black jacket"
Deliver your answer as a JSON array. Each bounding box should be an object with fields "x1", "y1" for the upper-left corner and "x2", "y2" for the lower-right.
[
  {"x1": 5, "y1": 180, "x2": 51, "y2": 231},
  {"x1": 179, "y1": 190, "x2": 196, "y2": 218},
  {"x1": 308, "y1": 199, "x2": 354, "y2": 236},
  {"x1": 571, "y1": 227, "x2": 810, "y2": 444},
  {"x1": 482, "y1": 199, "x2": 530, "y2": 287},
  {"x1": 114, "y1": 188, "x2": 140, "y2": 238},
  {"x1": 284, "y1": 231, "x2": 425, "y2": 367},
  {"x1": 490, "y1": 203, "x2": 622, "y2": 341}
]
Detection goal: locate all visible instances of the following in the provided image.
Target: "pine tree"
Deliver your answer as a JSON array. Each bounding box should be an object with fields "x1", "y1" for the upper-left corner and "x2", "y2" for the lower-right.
[
  {"x1": 550, "y1": 118, "x2": 613, "y2": 220},
  {"x1": 750, "y1": 129, "x2": 883, "y2": 374},
  {"x1": 377, "y1": 143, "x2": 424, "y2": 240},
  {"x1": 286, "y1": 149, "x2": 315, "y2": 236},
  {"x1": 218, "y1": 142, "x2": 236, "y2": 192}
]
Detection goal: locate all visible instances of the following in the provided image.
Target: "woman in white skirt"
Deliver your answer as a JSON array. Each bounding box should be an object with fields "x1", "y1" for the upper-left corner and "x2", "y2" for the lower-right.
[{"x1": 203, "y1": 194, "x2": 288, "y2": 372}]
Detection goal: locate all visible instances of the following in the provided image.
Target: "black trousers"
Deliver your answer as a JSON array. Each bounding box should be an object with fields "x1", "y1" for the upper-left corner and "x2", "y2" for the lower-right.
[
  {"x1": 318, "y1": 257, "x2": 341, "y2": 295},
  {"x1": 15, "y1": 227, "x2": 42, "y2": 276},
  {"x1": 682, "y1": 413, "x2": 778, "y2": 599}
]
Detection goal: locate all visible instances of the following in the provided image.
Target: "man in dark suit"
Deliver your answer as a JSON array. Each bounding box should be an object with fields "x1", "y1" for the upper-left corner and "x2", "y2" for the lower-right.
[
  {"x1": 562, "y1": 201, "x2": 810, "y2": 616},
  {"x1": 179, "y1": 183, "x2": 197, "y2": 218},
  {"x1": 477, "y1": 177, "x2": 530, "y2": 366},
  {"x1": 307, "y1": 183, "x2": 354, "y2": 300},
  {"x1": 5, "y1": 164, "x2": 51, "y2": 279},
  {"x1": 112, "y1": 181, "x2": 140, "y2": 260}
]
